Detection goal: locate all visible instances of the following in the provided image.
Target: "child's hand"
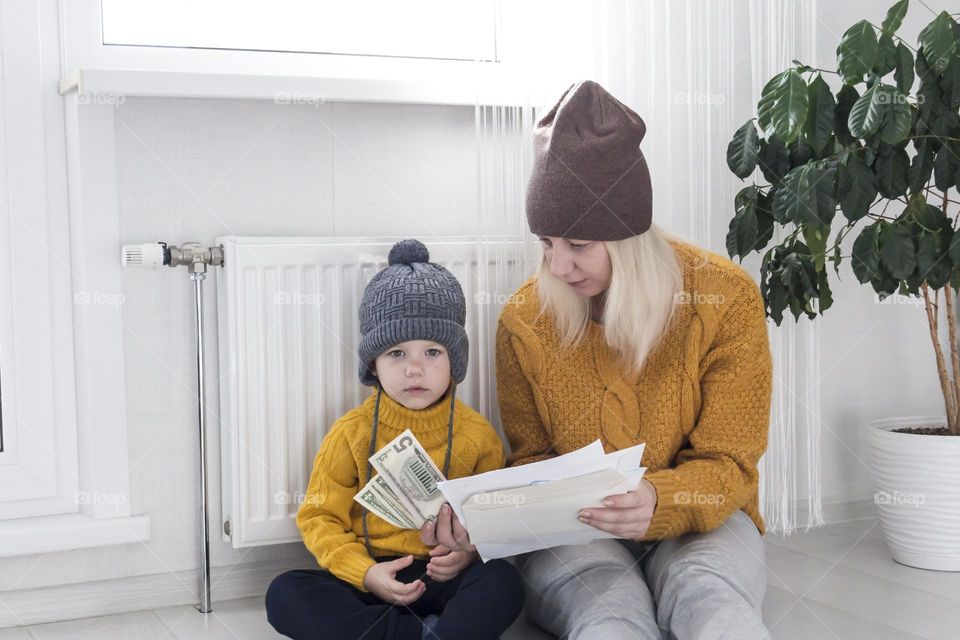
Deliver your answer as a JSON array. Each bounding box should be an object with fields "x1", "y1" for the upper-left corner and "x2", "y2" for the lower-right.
[
  {"x1": 362, "y1": 555, "x2": 426, "y2": 605},
  {"x1": 425, "y1": 545, "x2": 478, "y2": 582}
]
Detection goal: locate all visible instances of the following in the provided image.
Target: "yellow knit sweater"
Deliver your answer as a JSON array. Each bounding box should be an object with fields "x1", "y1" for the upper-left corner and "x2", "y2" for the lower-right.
[
  {"x1": 495, "y1": 239, "x2": 772, "y2": 541},
  {"x1": 296, "y1": 387, "x2": 505, "y2": 591}
]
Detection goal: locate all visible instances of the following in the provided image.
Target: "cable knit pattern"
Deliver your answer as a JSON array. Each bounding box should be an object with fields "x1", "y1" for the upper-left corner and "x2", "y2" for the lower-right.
[
  {"x1": 496, "y1": 239, "x2": 772, "y2": 540},
  {"x1": 296, "y1": 387, "x2": 506, "y2": 591}
]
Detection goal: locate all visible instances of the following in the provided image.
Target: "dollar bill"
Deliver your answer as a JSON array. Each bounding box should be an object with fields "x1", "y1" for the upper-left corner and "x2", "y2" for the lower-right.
[
  {"x1": 368, "y1": 474, "x2": 423, "y2": 529},
  {"x1": 370, "y1": 429, "x2": 447, "y2": 523},
  {"x1": 354, "y1": 483, "x2": 417, "y2": 529}
]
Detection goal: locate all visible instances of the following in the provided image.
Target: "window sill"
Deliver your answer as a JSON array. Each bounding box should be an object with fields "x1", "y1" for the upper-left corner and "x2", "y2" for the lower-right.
[
  {"x1": 59, "y1": 67, "x2": 541, "y2": 107},
  {"x1": 0, "y1": 513, "x2": 151, "y2": 558}
]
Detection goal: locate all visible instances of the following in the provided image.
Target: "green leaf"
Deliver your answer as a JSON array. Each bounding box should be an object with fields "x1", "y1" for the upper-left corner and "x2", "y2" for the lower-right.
[
  {"x1": 879, "y1": 223, "x2": 917, "y2": 278},
  {"x1": 756, "y1": 192, "x2": 775, "y2": 253},
  {"x1": 894, "y1": 43, "x2": 915, "y2": 93},
  {"x1": 774, "y1": 163, "x2": 836, "y2": 226},
  {"x1": 935, "y1": 140, "x2": 960, "y2": 191},
  {"x1": 874, "y1": 143, "x2": 911, "y2": 198},
  {"x1": 918, "y1": 11, "x2": 958, "y2": 75},
  {"x1": 916, "y1": 231, "x2": 951, "y2": 289},
  {"x1": 875, "y1": 33, "x2": 898, "y2": 75},
  {"x1": 802, "y1": 225, "x2": 829, "y2": 272},
  {"x1": 803, "y1": 74, "x2": 837, "y2": 154},
  {"x1": 790, "y1": 138, "x2": 816, "y2": 166},
  {"x1": 881, "y1": 88, "x2": 912, "y2": 144},
  {"x1": 840, "y1": 154, "x2": 878, "y2": 221},
  {"x1": 770, "y1": 69, "x2": 810, "y2": 142},
  {"x1": 882, "y1": 0, "x2": 909, "y2": 35},
  {"x1": 727, "y1": 186, "x2": 761, "y2": 260},
  {"x1": 838, "y1": 20, "x2": 879, "y2": 84},
  {"x1": 907, "y1": 196, "x2": 947, "y2": 230},
  {"x1": 757, "y1": 72, "x2": 785, "y2": 135},
  {"x1": 943, "y1": 52, "x2": 960, "y2": 110},
  {"x1": 727, "y1": 120, "x2": 761, "y2": 179},
  {"x1": 817, "y1": 269, "x2": 834, "y2": 313},
  {"x1": 848, "y1": 84, "x2": 912, "y2": 144},
  {"x1": 834, "y1": 84, "x2": 861, "y2": 144},
  {"x1": 852, "y1": 223, "x2": 883, "y2": 283},
  {"x1": 909, "y1": 137, "x2": 937, "y2": 193},
  {"x1": 949, "y1": 222, "x2": 960, "y2": 266},
  {"x1": 848, "y1": 85, "x2": 885, "y2": 138},
  {"x1": 758, "y1": 136, "x2": 791, "y2": 184}
]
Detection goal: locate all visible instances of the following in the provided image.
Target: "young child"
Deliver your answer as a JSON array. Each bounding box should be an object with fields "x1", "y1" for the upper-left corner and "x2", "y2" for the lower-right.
[{"x1": 265, "y1": 239, "x2": 524, "y2": 640}]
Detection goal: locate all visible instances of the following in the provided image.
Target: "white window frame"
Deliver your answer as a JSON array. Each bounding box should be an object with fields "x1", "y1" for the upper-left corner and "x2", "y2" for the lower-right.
[
  {"x1": 0, "y1": 0, "x2": 148, "y2": 557},
  {"x1": 58, "y1": 0, "x2": 560, "y2": 106}
]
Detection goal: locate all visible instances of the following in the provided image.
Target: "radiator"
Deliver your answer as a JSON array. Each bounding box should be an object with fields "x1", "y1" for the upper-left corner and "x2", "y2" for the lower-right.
[{"x1": 215, "y1": 236, "x2": 530, "y2": 548}]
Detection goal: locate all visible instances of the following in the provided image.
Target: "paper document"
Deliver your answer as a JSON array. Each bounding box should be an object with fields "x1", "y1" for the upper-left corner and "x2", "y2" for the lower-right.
[{"x1": 438, "y1": 440, "x2": 646, "y2": 561}]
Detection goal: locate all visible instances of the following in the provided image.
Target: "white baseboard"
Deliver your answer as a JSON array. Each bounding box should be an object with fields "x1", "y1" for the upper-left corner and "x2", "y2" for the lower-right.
[
  {"x1": 0, "y1": 552, "x2": 313, "y2": 629},
  {"x1": 765, "y1": 495, "x2": 878, "y2": 535}
]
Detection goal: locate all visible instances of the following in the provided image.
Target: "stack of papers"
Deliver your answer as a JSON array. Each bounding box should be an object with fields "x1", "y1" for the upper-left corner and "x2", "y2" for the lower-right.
[{"x1": 438, "y1": 440, "x2": 646, "y2": 561}]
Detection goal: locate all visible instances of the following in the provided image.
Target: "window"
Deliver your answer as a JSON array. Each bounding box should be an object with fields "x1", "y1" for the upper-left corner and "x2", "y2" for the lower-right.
[{"x1": 100, "y1": 0, "x2": 498, "y2": 62}]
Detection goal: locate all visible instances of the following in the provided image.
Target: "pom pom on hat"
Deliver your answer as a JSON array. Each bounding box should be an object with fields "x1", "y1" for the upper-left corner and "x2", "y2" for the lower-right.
[{"x1": 388, "y1": 239, "x2": 430, "y2": 266}]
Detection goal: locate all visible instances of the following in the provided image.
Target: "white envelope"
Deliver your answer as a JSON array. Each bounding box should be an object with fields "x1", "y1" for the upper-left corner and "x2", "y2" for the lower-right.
[{"x1": 437, "y1": 440, "x2": 647, "y2": 561}]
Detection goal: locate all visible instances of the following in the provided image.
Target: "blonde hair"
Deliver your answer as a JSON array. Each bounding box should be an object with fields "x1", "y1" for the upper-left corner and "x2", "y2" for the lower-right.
[{"x1": 536, "y1": 223, "x2": 683, "y2": 375}]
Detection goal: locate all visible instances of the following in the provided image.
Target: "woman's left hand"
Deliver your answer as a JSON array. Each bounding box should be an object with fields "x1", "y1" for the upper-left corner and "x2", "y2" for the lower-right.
[
  {"x1": 579, "y1": 478, "x2": 658, "y2": 539},
  {"x1": 420, "y1": 503, "x2": 476, "y2": 553}
]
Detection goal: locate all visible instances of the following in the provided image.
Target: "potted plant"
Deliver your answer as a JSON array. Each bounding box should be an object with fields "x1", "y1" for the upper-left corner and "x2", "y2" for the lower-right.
[{"x1": 724, "y1": 0, "x2": 960, "y2": 570}]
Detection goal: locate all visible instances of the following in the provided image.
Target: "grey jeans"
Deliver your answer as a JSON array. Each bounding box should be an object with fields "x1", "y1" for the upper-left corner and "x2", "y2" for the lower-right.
[{"x1": 515, "y1": 509, "x2": 769, "y2": 640}]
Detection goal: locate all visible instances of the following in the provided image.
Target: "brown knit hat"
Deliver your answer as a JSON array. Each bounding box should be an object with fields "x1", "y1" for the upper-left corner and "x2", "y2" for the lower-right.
[{"x1": 526, "y1": 80, "x2": 653, "y2": 241}]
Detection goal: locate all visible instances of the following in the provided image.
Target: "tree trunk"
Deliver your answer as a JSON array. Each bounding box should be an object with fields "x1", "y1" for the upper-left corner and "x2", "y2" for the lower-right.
[{"x1": 922, "y1": 282, "x2": 957, "y2": 434}]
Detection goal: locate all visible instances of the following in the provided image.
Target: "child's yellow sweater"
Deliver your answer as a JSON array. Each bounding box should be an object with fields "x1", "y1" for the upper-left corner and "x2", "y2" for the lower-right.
[
  {"x1": 297, "y1": 387, "x2": 505, "y2": 591},
  {"x1": 495, "y1": 239, "x2": 772, "y2": 541}
]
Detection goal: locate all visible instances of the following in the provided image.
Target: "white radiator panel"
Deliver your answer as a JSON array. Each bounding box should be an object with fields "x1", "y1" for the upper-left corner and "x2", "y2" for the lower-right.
[{"x1": 215, "y1": 236, "x2": 528, "y2": 548}]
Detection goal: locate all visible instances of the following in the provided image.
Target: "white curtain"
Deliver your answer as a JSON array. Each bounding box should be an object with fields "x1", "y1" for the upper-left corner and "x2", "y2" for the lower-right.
[{"x1": 473, "y1": 0, "x2": 824, "y2": 534}]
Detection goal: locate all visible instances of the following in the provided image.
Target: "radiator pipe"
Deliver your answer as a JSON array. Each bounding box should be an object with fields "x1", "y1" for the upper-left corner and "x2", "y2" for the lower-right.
[{"x1": 120, "y1": 242, "x2": 223, "y2": 614}]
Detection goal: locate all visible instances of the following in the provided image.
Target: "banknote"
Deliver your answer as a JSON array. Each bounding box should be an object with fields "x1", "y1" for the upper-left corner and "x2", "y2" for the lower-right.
[
  {"x1": 369, "y1": 429, "x2": 447, "y2": 523},
  {"x1": 368, "y1": 474, "x2": 423, "y2": 528},
  {"x1": 354, "y1": 484, "x2": 413, "y2": 529}
]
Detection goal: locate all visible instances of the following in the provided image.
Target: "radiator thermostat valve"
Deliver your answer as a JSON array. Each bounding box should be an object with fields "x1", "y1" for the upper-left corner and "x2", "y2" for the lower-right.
[{"x1": 121, "y1": 242, "x2": 224, "y2": 274}]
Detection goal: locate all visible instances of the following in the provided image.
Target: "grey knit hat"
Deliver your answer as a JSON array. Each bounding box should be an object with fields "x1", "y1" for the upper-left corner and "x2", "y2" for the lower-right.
[
  {"x1": 357, "y1": 239, "x2": 468, "y2": 387},
  {"x1": 526, "y1": 80, "x2": 653, "y2": 241}
]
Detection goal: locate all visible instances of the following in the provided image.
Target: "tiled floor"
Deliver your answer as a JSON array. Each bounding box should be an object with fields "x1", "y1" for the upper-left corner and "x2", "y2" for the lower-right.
[{"x1": 2, "y1": 518, "x2": 958, "y2": 639}]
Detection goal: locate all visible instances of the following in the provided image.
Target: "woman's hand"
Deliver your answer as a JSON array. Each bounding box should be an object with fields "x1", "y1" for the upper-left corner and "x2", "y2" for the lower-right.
[
  {"x1": 578, "y1": 478, "x2": 658, "y2": 539},
  {"x1": 362, "y1": 555, "x2": 426, "y2": 605},
  {"x1": 420, "y1": 503, "x2": 476, "y2": 553},
  {"x1": 425, "y1": 544, "x2": 477, "y2": 582}
]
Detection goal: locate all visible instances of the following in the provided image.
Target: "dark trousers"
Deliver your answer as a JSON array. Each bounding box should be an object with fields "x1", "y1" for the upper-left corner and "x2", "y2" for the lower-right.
[{"x1": 265, "y1": 556, "x2": 524, "y2": 640}]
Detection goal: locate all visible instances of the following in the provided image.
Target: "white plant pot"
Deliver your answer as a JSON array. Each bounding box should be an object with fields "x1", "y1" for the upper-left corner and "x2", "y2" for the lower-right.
[{"x1": 867, "y1": 416, "x2": 960, "y2": 571}]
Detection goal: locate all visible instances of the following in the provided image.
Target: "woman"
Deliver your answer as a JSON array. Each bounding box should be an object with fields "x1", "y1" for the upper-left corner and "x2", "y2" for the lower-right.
[{"x1": 424, "y1": 80, "x2": 771, "y2": 639}]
